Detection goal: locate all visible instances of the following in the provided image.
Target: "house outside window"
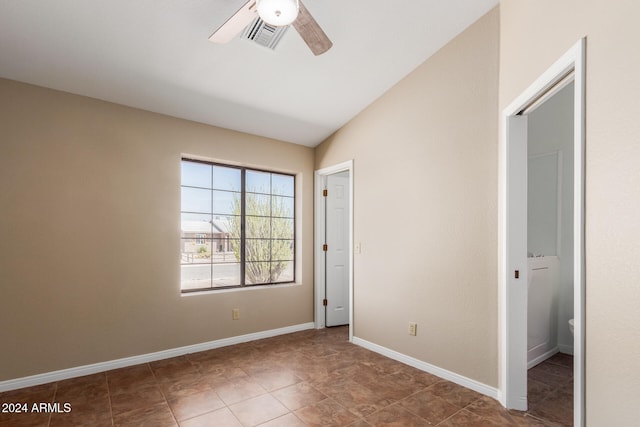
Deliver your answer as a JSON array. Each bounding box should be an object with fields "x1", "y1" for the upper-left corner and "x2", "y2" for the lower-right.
[{"x1": 180, "y1": 159, "x2": 295, "y2": 292}]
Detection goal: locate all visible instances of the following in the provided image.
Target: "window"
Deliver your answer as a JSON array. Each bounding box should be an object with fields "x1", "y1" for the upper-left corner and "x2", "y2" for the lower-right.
[{"x1": 180, "y1": 159, "x2": 295, "y2": 292}]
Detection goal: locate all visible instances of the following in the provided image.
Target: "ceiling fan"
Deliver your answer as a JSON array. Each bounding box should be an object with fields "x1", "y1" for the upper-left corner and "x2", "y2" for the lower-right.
[{"x1": 209, "y1": 0, "x2": 332, "y2": 55}]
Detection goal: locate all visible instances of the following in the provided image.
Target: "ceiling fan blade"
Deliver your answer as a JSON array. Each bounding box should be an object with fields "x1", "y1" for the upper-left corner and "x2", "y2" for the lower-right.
[
  {"x1": 209, "y1": 1, "x2": 257, "y2": 44},
  {"x1": 292, "y1": 1, "x2": 333, "y2": 56}
]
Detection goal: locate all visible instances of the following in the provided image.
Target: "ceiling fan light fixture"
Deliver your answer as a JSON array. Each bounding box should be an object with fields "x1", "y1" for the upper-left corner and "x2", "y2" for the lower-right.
[{"x1": 256, "y1": 0, "x2": 299, "y2": 27}]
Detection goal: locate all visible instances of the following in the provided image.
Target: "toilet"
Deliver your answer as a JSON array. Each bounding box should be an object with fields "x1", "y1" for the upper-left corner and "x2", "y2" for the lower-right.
[{"x1": 569, "y1": 318, "x2": 574, "y2": 336}]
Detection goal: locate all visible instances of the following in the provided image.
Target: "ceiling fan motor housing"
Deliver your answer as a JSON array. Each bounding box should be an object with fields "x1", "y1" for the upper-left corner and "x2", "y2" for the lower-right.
[{"x1": 257, "y1": 0, "x2": 299, "y2": 26}]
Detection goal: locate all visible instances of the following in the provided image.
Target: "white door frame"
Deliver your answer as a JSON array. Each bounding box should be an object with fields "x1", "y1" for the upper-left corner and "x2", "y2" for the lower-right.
[
  {"x1": 499, "y1": 38, "x2": 585, "y2": 426},
  {"x1": 314, "y1": 160, "x2": 354, "y2": 341}
]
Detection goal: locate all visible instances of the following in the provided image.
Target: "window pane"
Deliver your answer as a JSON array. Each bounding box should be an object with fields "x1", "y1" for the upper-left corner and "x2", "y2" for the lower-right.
[
  {"x1": 213, "y1": 263, "x2": 241, "y2": 287},
  {"x1": 227, "y1": 238, "x2": 240, "y2": 255},
  {"x1": 272, "y1": 174, "x2": 294, "y2": 197},
  {"x1": 182, "y1": 187, "x2": 211, "y2": 213},
  {"x1": 271, "y1": 261, "x2": 294, "y2": 283},
  {"x1": 213, "y1": 190, "x2": 239, "y2": 215},
  {"x1": 212, "y1": 238, "x2": 240, "y2": 262},
  {"x1": 211, "y1": 215, "x2": 233, "y2": 233},
  {"x1": 181, "y1": 263, "x2": 212, "y2": 290},
  {"x1": 245, "y1": 216, "x2": 271, "y2": 238},
  {"x1": 181, "y1": 161, "x2": 211, "y2": 188},
  {"x1": 181, "y1": 238, "x2": 213, "y2": 263},
  {"x1": 246, "y1": 239, "x2": 271, "y2": 262},
  {"x1": 213, "y1": 166, "x2": 241, "y2": 191},
  {"x1": 225, "y1": 216, "x2": 242, "y2": 241},
  {"x1": 272, "y1": 239, "x2": 293, "y2": 261},
  {"x1": 245, "y1": 262, "x2": 272, "y2": 285},
  {"x1": 246, "y1": 170, "x2": 271, "y2": 193},
  {"x1": 181, "y1": 213, "x2": 212, "y2": 239},
  {"x1": 246, "y1": 193, "x2": 271, "y2": 216},
  {"x1": 272, "y1": 218, "x2": 293, "y2": 239},
  {"x1": 272, "y1": 196, "x2": 294, "y2": 218}
]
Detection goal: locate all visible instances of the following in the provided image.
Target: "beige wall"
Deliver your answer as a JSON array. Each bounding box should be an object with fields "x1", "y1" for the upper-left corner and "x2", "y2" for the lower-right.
[
  {"x1": 500, "y1": 0, "x2": 640, "y2": 424},
  {"x1": 315, "y1": 8, "x2": 500, "y2": 387},
  {"x1": 0, "y1": 78, "x2": 315, "y2": 381}
]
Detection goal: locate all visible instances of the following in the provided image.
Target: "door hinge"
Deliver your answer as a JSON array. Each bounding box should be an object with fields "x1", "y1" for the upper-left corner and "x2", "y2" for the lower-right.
[
  {"x1": 322, "y1": 189, "x2": 328, "y2": 197},
  {"x1": 322, "y1": 244, "x2": 328, "y2": 251},
  {"x1": 323, "y1": 299, "x2": 328, "y2": 306}
]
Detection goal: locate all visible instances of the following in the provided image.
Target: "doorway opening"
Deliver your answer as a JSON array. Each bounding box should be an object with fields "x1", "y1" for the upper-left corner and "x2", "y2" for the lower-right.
[
  {"x1": 500, "y1": 39, "x2": 585, "y2": 426},
  {"x1": 314, "y1": 160, "x2": 353, "y2": 340}
]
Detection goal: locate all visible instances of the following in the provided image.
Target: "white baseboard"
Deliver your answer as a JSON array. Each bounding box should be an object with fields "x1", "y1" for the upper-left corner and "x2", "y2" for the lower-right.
[
  {"x1": 527, "y1": 347, "x2": 559, "y2": 369},
  {"x1": 558, "y1": 344, "x2": 574, "y2": 355},
  {"x1": 352, "y1": 336, "x2": 499, "y2": 400},
  {"x1": 0, "y1": 322, "x2": 315, "y2": 392}
]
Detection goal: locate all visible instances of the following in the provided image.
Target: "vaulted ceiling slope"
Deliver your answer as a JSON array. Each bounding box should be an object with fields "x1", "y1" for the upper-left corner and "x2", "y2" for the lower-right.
[{"x1": 0, "y1": 0, "x2": 498, "y2": 146}]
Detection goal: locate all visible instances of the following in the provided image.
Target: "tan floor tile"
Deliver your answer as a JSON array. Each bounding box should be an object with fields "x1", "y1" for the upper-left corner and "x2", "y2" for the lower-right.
[
  {"x1": 427, "y1": 381, "x2": 482, "y2": 408},
  {"x1": 229, "y1": 393, "x2": 289, "y2": 426},
  {"x1": 158, "y1": 374, "x2": 214, "y2": 400},
  {"x1": 257, "y1": 413, "x2": 307, "y2": 427},
  {"x1": 49, "y1": 394, "x2": 111, "y2": 427},
  {"x1": 369, "y1": 375, "x2": 417, "y2": 402},
  {"x1": 249, "y1": 368, "x2": 301, "y2": 391},
  {"x1": 465, "y1": 396, "x2": 526, "y2": 426},
  {"x1": 0, "y1": 385, "x2": 66, "y2": 427},
  {"x1": 272, "y1": 382, "x2": 327, "y2": 411},
  {"x1": 506, "y1": 410, "x2": 553, "y2": 426},
  {"x1": 294, "y1": 398, "x2": 360, "y2": 427},
  {"x1": 0, "y1": 411, "x2": 51, "y2": 427},
  {"x1": 528, "y1": 389, "x2": 573, "y2": 426},
  {"x1": 110, "y1": 383, "x2": 165, "y2": 416},
  {"x1": 152, "y1": 357, "x2": 201, "y2": 384},
  {"x1": 113, "y1": 401, "x2": 177, "y2": 427},
  {"x1": 214, "y1": 378, "x2": 267, "y2": 405},
  {"x1": 527, "y1": 365, "x2": 571, "y2": 388},
  {"x1": 168, "y1": 388, "x2": 225, "y2": 421},
  {"x1": 180, "y1": 406, "x2": 243, "y2": 427},
  {"x1": 334, "y1": 363, "x2": 381, "y2": 385},
  {"x1": 0, "y1": 383, "x2": 56, "y2": 407},
  {"x1": 50, "y1": 409, "x2": 112, "y2": 427},
  {"x1": 525, "y1": 356, "x2": 573, "y2": 426},
  {"x1": 398, "y1": 389, "x2": 460, "y2": 425},
  {"x1": 316, "y1": 378, "x2": 388, "y2": 417},
  {"x1": 385, "y1": 365, "x2": 440, "y2": 390},
  {"x1": 546, "y1": 353, "x2": 573, "y2": 369},
  {"x1": 527, "y1": 378, "x2": 554, "y2": 406},
  {"x1": 107, "y1": 364, "x2": 157, "y2": 392},
  {"x1": 55, "y1": 373, "x2": 109, "y2": 402},
  {"x1": 434, "y1": 409, "x2": 489, "y2": 426},
  {"x1": 365, "y1": 404, "x2": 432, "y2": 426}
]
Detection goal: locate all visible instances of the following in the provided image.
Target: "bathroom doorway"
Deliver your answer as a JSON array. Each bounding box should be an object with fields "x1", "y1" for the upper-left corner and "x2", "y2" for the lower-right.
[
  {"x1": 525, "y1": 80, "x2": 575, "y2": 426},
  {"x1": 500, "y1": 39, "x2": 585, "y2": 426}
]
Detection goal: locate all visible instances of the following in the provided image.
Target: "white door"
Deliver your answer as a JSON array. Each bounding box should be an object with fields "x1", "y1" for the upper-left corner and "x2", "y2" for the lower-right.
[
  {"x1": 325, "y1": 172, "x2": 350, "y2": 327},
  {"x1": 506, "y1": 114, "x2": 529, "y2": 409}
]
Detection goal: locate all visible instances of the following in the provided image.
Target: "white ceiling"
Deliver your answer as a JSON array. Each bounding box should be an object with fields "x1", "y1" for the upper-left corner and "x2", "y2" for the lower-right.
[{"x1": 0, "y1": 0, "x2": 497, "y2": 147}]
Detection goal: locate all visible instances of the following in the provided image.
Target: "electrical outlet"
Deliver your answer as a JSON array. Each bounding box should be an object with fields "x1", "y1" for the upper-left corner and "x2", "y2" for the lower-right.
[
  {"x1": 232, "y1": 308, "x2": 240, "y2": 320},
  {"x1": 408, "y1": 322, "x2": 417, "y2": 336}
]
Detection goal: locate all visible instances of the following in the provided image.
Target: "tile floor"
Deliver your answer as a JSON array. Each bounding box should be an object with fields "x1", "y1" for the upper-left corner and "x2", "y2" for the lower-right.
[
  {"x1": 527, "y1": 353, "x2": 574, "y2": 426},
  {"x1": 0, "y1": 327, "x2": 572, "y2": 426}
]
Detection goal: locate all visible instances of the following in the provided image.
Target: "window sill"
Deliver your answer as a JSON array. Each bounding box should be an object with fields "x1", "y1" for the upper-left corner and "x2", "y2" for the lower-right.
[{"x1": 180, "y1": 282, "x2": 302, "y2": 297}]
